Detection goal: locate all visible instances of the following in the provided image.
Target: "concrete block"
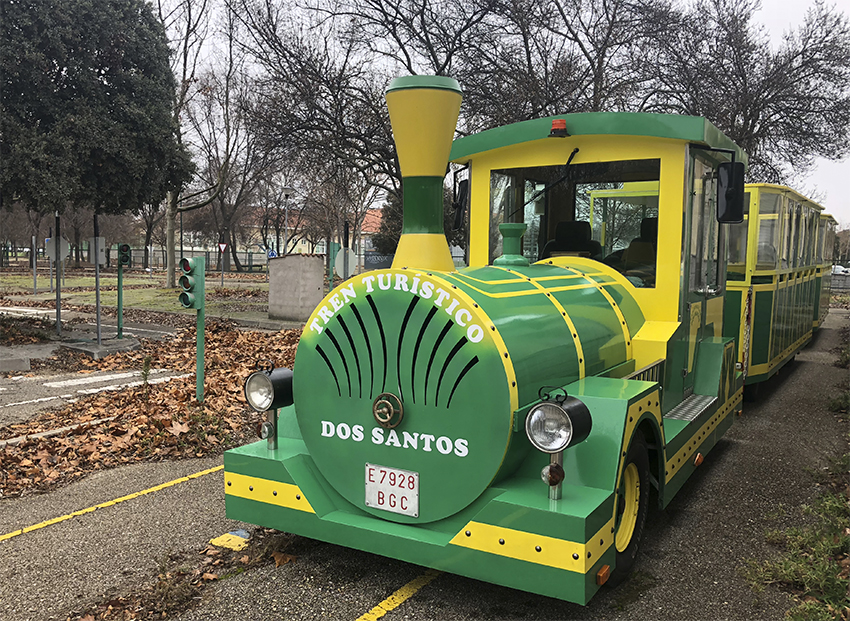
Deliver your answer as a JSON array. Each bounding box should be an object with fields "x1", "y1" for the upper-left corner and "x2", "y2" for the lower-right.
[
  {"x1": 0, "y1": 356, "x2": 30, "y2": 372},
  {"x1": 60, "y1": 338, "x2": 141, "y2": 360},
  {"x1": 268, "y1": 255, "x2": 324, "y2": 322}
]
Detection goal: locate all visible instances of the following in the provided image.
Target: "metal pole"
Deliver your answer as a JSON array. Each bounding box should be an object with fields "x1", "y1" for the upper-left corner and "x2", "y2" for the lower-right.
[
  {"x1": 117, "y1": 261, "x2": 124, "y2": 339},
  {"x1": 220, "y1": 248, "x2": 224, "y2": 287},
  {"x1": 549, "y1": 452, "x2": 563, "y2": 501},
  {"x1": 93, "y1": 213, "x2": 102, "y2": 346},
  {"x1": 196, "y1": 294, "x2": 205, "y2": 404},
  {"x1": 283, "y1": 193, "x2": 289, "y2": 256},
  {"x1": 32, "y1": 235, "x2": 37, "y2": 294},
  {"x1": 343, "y1": 219, "x2": 350, "y2": 279},
  {"x1": 54, "y1": 212, "x2": 61, "y2": 336},
  {"x1": 180, "y1": 211, "x2": 183, "y2": 260}
]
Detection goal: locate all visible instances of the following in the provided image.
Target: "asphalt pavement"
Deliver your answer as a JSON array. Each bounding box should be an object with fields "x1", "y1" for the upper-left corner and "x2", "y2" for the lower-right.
[{"x1": 0, "y1": 309, "x2": 846, "y2": 621}]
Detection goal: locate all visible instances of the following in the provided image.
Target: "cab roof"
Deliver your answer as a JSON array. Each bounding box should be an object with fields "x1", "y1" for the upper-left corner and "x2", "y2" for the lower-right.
[{"x1": 450, "y1": 112, "x2": 748, "y2": 166}]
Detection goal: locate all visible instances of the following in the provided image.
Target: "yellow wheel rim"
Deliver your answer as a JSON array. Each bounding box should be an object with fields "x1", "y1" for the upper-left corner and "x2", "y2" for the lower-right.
[{"x1": 615, "y1": 462, "x2": 640, "y2": 553}]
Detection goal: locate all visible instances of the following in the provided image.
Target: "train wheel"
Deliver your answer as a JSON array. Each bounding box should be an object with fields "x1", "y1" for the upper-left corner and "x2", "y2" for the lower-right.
[{"x1": 608, "y1": 434, "x2": 649, "y2": 586}]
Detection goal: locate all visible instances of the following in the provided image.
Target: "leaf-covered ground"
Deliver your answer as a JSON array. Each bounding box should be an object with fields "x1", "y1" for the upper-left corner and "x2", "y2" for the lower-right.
[{"x1": 0, "y1": 321, "x2": 300, "y2": 498}]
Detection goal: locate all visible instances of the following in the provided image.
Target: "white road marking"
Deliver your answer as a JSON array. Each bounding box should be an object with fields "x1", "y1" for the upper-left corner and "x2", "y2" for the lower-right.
[
  {"x1": 84, "y1": 322, "x2": 174, "y2": 335},
  {"x1": 0, "y1": 373, "x2": 188, "y2": 408},
  {"x1": 75, "y1": 373, "x2": 191, "y2": 395},
  {"x1": 0, "y1": 394, "x2": 73, "y2": 409},
  {"x1": 43, "y1": 369, "x2": 167, "y2": 388}
]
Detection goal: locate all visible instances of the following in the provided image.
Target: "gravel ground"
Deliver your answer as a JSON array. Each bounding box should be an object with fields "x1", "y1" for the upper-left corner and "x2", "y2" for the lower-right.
[
  {"x1": 0, "y1": 310, "x2": 845, "y2": 621},
  {"x1": 0, "y1": 457, "x2": 242, "y2": 621}
]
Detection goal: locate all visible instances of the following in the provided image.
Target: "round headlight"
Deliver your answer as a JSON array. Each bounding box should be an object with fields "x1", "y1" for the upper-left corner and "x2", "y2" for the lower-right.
[
  {"x1": 525, "y1": 402, "x2": 572, "y2": 453},
  {"x1": 245, "y1": 372, "x2": 274, "y2": 411}
]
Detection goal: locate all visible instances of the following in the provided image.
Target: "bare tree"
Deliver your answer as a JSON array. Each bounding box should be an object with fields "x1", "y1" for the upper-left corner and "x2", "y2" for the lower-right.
[
  {"x1": 157, "y1": 0, "x2": 212, "y2": 287},
  {"x1": 643, "y1": 0, "x2": 850, "y2": 182}
]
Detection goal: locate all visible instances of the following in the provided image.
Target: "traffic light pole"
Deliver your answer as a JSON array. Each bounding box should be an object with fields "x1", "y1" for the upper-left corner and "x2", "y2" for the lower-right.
[
  {"x1": 178, "y1": 256, "x2": 206, "y2": 404},
  {"x1": 195, "y1": 296, "x2": 205, "y2": 403},
  {"x1": 117, "y1": 261, "x2": 124, "y2": 339}
]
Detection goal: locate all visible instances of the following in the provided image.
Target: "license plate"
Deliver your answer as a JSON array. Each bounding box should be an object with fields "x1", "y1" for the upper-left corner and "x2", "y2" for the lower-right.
[{"x1": 364, "y1": 463, "x2": 419, "y2": 518}]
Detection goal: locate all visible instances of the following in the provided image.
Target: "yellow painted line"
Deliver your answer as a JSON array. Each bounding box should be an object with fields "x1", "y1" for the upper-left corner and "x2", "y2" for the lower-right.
[
  {"x1": 0, "y1": 465, "x2": 224, "y2": 543},
  {"x1": 355, "y1": 569, "x2": 441, "y2": 621},
  {"x1": 224, "y1": 472, "x2": 315, "y2": 513},
  {"x1": 449, "y1": 518, "x2": 614, "y2": 574}
]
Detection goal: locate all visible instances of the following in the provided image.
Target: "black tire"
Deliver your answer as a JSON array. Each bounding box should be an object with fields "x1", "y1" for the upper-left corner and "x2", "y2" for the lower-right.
[{"x1": 607, "y1": 433, "x2": 650, "y2": 587}]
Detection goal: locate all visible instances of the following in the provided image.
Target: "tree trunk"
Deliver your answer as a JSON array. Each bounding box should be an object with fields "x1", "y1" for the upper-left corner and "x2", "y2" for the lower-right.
[{"x1": 166, "y1": 190, "x2": 177, "y2": 288}]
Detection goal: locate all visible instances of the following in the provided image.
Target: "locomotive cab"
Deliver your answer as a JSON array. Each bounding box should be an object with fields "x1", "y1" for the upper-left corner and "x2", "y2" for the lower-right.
[{"x1": 224, "y1": 76, "x2": 748, "y2": 605}]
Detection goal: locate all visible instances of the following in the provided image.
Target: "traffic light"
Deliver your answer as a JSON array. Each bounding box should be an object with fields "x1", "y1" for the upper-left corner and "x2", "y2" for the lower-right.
[
  {"x1": 178, "y1": 257, "x2": 205, "y2": 309},
  {"x1": 118, "y1": 243, "x2": 132, "y2": 267}
]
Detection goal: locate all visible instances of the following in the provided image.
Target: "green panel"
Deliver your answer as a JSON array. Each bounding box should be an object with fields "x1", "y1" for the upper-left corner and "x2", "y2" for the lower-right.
[
  {"x1": 752, "y1": 290, "x2": 773, "y2": 365},
  {"x1": 722, "y1": 289, "x2": 742, "y2": 342},
  {"x1": 401, "y1": 177, "x2": 445, "y2": 234},
  {"x1": 295, "y1": 272, "x2": 512, "y2": 524},
  {"x1": 450, "y1": 112, "x2": 746, "y2": 165},
  {"x1": 387, "y1": 75, "x2": 461, "y2": 94}
]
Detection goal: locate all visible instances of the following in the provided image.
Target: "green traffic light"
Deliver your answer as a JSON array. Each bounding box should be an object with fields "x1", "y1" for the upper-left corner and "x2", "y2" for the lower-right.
[{"x1": 179, "y1": 291, "x2": 196, "y2": 308}]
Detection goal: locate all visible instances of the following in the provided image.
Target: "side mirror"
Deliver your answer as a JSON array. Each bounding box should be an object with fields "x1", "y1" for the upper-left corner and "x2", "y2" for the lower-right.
[{"x1": 717, "y1": 161, "x2": 745, "y2": 223}]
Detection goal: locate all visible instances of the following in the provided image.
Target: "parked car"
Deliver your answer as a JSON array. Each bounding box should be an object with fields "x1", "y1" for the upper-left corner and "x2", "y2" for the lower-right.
[{"x1": 832, "y1": 265, "x2": 850, "y2": 275}]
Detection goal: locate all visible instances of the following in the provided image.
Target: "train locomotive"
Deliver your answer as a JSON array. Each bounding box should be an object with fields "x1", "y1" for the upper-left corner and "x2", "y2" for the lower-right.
[{"x1": 225, "y1": 75, "x2": 762, "y2": 604}]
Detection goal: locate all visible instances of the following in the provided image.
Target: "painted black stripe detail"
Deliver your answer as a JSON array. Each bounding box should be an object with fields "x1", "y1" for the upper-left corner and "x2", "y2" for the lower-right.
[
  {"x1": 350, "y1": 305, "x2": 374, "y2": 399},
  {"x1": 325, "y1": 329, "x2": 351, "y2": 398},
  {"x1": 435, "y1": 336, "x2": 468, "y2": 407},
  {"x1": 411, "y1": 306, "x2": 438, "y2": 404},
  {"x1": 396, "y1": 296, "x2": 420, "y2": 401},
  {"x1": 424, "y1": 320, "x2": 453, "y2": 406},
  {"x1": 316, "y1": 345, "x2": 341, "y2": 396},
  {"x1": 446, "y1": 356, "x2": 479, "y2": 408},
  {"x1": 366, "y1": 295, "x2": 388, "y2": 392},
  {"x1": 337, "y1": 315, "x2": 362, "y2": 399}
]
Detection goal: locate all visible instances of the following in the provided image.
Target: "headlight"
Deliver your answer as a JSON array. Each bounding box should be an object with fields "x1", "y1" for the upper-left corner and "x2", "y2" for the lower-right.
[
  {"x1": 244, "y1": 367, "x2": 294, "y2": 412},
  {"x1": 524, "y1": 396, "x2": 592, "y2": 453}
]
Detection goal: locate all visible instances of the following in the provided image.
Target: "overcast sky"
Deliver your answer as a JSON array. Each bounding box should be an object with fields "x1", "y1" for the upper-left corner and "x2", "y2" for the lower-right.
[{"x1": 755, "y1": 0, "x2": 850, "y2": 227}]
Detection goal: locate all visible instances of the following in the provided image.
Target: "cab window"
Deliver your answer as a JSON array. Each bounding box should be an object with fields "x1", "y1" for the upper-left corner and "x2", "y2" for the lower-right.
[{"x1": 488, "y1": 159, "x2": 661, "y2": 287}]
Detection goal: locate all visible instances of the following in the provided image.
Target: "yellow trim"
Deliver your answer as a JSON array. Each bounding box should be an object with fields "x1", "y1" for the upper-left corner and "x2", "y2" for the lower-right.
[
  {"x1": 664, "y1": 389, "x2": 742, "y2": 482},
  {"x1": 386, "y1": 88, "x2": 462, "y2": 178},
  {"x1": 748, "y1": 331, "x2": 812, "y2": 376},
  {"x1": 704, "y1": 297, "x2": 723, "y2": 338},
  {"x1": 490, "y1": 266, "x2": 585, "y2": 376},
  {"x1": 225, "y1": 472, "x2": 315, "y2": 514},
  {"x1": 449, "y1": 517, "x2": 616, "y2": 574},
  {"x1": 615, "y1": 463, "x2": 640, "y2": 553},
  {"x1": 687, "y1": 302, "x2": 701, "y2": 373},
  {"x1": 0, "y1": 465, "x2": 224, "y2": 543},
  {"x1": 355, "y1": 570, "x2": 441, "y2": 621},
  {"x1": 463, "y1": 135, "x2": 686, "y2": 324},
  {"x1": 632, "y1": 321, "x2": 677, "y2": 371},
  {"x1": 391, "y1": 233, "x2": 456, "y2": 272}
]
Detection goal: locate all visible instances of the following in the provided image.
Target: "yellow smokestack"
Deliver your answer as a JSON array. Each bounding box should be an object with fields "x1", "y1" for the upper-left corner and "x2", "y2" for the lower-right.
[{"x1": 385, "y1": 76, "x2": 462, "y2": 272}]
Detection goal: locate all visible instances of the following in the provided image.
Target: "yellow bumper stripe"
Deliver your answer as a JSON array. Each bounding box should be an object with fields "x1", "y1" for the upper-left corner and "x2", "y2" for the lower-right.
[
  {"x1": 449, "y1": 517, "x2": 615, "y2": 574},
  {"x1": 225, "y1": 472, "x2": 314, "y2": 514}
]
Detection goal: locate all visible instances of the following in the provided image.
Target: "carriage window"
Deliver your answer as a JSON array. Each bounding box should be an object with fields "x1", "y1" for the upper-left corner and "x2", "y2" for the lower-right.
[
  {"x1": 757, "y1": 192, "x2": 780, "y2": 270},
  {"x1": 817, "y1": 218, "x2": 826, "y2": 263},
  {"x1": 490, "y1": 159, "x2": 660, "y2": 287},
  {"x1": 727, "y1": 192, "x2": 750, "y2": 274}
]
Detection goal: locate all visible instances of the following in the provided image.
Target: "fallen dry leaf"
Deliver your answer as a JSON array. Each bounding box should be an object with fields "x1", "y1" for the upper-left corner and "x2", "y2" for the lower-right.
[
  {"x1": 272, "y1": 551, "x2": 297, "y2": 567},
  {"x1": 167, "y1": 420, "x2": 190, "y2": 437}
]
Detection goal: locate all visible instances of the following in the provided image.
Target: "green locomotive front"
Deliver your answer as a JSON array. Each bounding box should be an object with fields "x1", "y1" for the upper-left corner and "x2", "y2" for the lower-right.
[{"x1": 224, "y1": 75, "x2": 747, "y2": 604}]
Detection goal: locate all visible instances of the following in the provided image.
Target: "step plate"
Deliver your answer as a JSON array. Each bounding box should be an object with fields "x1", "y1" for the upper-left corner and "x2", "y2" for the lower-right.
[{"x1": 663, "y1": 394, "x2": 717, "y2": 422}]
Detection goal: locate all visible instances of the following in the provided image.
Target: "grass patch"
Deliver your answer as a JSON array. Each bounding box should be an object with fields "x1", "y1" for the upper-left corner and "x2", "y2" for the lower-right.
[{"x1": 744, "y1": 464, "x2": 850, "y2": 620}]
